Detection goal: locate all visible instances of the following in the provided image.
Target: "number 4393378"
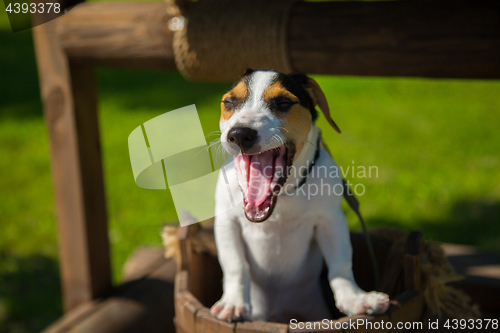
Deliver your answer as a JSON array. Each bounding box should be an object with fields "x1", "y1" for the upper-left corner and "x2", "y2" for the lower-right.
[{"x1": 6, "y1": 2, "x2": 61, "y2": 14}]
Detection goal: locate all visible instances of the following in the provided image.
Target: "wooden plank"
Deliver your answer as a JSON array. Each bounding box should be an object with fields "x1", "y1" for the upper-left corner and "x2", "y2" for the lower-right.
[
  {"x1": 32, "y1": 6, "x2": 112, "y2": 312},
  {"x1": 235, "y1": 321, "x2": 287, "y2": 333},
  {"x1": 57, "y1": 2, "x2": 176, "y2": 70},
  {"x1": 443, "y1": 243, "x2": 500, "y2": 316},
  {"x1": 289, "y1": 0, "x2": 500, "y2": 79},
  {"x1": 175, "y1": 270, "x2": 189, "y2": 294},
  {"x1": 175, "y1": 294, "x2": 204, "y2": 333},
  {"x1": 43, "y1": 255, "x2": 177, "y2": 333},
  {"x1": 364, "y1": 315, "x2": 390, "y2": 333},
  {"x1": 121, "y1": 247, "x2": 167, "y2": 282},
  {"x1": 175, "y1": 270, "x2": 204, "y2": 333},
  {"x1": 41, "y1": 300, "x2": 102, "y2": 333},
  {"x1": 55, "y1": 1, "x2": 500, "y2": 79},
  {"x1": 289, "y1": 320, "x2": 341, "y2": 333},
  {"x1": 387, "y1": 291, "x2": 425, "y2": 332},
  {"x1": 189, "y1": 250, "x2": 223, "y2": 308},
  {"x1": 288, "y1": 315, "x2": 378, "y2": 333},
  {"x1": 195, "y1": 308, "x2": 235, "y2": 333},
  {"x1": 65, "y1": 257, "x2": 176, "y2": 333},
  {"x1": 343, "y1": 314, "x2": 372, "y2": 333},
  {"x1": 65, "y1": 298, "x2": 147, "y2": 333},
  {"x1": 404, "y1": 232, "x2": 424, "y2": 291}
]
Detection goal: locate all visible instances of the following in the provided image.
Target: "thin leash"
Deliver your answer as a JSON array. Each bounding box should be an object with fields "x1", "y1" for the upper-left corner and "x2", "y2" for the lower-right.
[
  {"x1": 294, "y1": 135, "x2": 380, "y2": 290},
  {"x1": 342, "y1": 179, "x2": 380, "y2": 291}
]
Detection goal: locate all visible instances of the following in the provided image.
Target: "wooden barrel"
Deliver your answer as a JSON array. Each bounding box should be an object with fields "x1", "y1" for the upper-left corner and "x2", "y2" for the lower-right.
[{"x1": 173, "y1": 223, "x2": 426, "y2": 333}]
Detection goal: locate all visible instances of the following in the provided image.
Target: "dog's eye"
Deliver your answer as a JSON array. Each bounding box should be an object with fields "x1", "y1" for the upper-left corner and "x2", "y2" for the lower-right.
[
  {"x1": 222, "y1": 98, "x2": 235, "y2": 109},
  {"x1": 272, "y1": 98, "x2": 296, "y2": 112}
]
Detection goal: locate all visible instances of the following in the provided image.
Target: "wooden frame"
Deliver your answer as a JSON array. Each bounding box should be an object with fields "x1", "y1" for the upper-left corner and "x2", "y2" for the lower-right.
[
  {"x1": 174, "y1": 225, "x2": 426, "y2": 333},
  {"x1": 32, "y1": 0, "x2": 499, "y2": 314},
  {"x1": 32, "y1": 4, "x2": 111, "y2": 312}
]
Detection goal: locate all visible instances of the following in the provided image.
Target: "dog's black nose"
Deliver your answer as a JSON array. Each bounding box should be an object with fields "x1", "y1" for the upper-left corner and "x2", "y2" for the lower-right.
[{"x1": 227, "y1": 127, "x2": 258, "y2": 152}]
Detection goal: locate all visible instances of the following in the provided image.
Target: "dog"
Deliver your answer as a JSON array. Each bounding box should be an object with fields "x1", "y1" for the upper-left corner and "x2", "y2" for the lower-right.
[{"x1": 210, "y1": 70, "x2": 390, "y2": 323}]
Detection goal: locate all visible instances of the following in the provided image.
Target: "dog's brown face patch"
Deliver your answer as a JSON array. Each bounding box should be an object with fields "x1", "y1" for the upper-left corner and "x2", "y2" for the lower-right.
[
  {"x1": 263, "y1": 81, "x2": 312, "y2": 161},
  {"x1": 221, "y1": 80, "x2": 248, "y2": 121}
]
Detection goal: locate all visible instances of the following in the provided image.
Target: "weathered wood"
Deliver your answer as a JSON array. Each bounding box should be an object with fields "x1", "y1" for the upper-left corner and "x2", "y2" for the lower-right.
[
  {"x1": 42, "y1": 249, "x2": 177, "y2": 333},
  {"x1": 32, "y1": 8, "x2": 112, "y2": 312},
  {"x1": 174, "y1": 227, "x2": 430, "y2": 333},
  {"x1": 342, "y1": 314, "x2": 373, "y2": 333},
  {"x1": 404, "y1": 232, "x2": 425, "y2": 291},
  {"x1": 189, "y1": 248, "x2": 223, "y2": 308},
  {"x1": 175, "y1": 295, "x2": 204, "y2": 333},
  {"x1": 364, "y1": 315, "x2": 391, "y2": 333},
  {"x1": 57, "y1": 2, "x2": 176, "y2": 70},
  {"x1": 41, "y1": 301, "x2": 103, "y2": 333},
  {"x1": 289, "y1": 0, "x2": 500, "y2": 79},
  {"x1": 63, "y1": 258, "x2": 176, "y2": 333},
  {"x1": 288, "y1": 320, "x2": 341, "y2": 333},
  {"x1": 287, "y1": 308, "x2": 390, "y2": 333},
  {"x1": 175, "y1": 270, "x2": 205, "y2": 333},
  {"x1": 443, "y1": 243, "x2": 500, "y2": 317},
  {"x1": 55, "y1": 1, "x2": 500, "y2": 78},
  {"x1": 121, "y1": 246, "x2": 167, "y2": 283},
  {"x1": 195, "y1": 308, "x2": 235, "y2": 333},
  {"x1": 386, "y1": 291, "x2": 425, "y2": 333},
  {"x1": 235, "y1": 321, "x2": 288, "y2": 333}
]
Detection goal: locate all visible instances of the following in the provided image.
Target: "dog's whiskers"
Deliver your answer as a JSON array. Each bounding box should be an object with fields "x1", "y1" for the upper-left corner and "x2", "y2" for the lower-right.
[
  {"x1": 206, "y1": 130, "x2": 222, "y2": 139},
  {"x1": 272, "y1": 134, "x2": 285, "y2": 147}
]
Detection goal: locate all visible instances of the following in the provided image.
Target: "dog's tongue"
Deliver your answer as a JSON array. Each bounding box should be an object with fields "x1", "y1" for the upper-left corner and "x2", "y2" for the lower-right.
[
  {"x1": 235, "y1": 151, "x2": 275, "y2": 207},
  {"x1": 248, "y1": 153, "x2": 274, "y2": 206}
]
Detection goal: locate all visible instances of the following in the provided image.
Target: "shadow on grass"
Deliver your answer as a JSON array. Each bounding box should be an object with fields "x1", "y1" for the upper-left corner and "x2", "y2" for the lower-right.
[
  {"x1": 0, "y1": 30, "x2": 42, "y2": 119},
  {"x1": 370, "y1": 199, "x2": 500, "y2": 252},
  {"x1": 0, "y1": 253, "x2": 62, "y2": 333}
]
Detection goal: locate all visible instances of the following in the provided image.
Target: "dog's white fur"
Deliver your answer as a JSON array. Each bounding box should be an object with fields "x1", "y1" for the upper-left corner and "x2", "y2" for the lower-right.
[{"x1": 211, "y1": 71, "x2": 389, "y2": 323}]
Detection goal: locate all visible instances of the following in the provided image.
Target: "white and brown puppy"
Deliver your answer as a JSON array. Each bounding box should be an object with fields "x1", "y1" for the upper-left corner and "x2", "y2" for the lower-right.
[{"x1": 211, "y1": 70, "x2": 389, "y2": 323}]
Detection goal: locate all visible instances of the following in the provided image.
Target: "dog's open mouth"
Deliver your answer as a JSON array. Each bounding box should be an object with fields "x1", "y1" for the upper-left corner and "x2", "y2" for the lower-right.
[{"x1": 234, "y1": 144, "x2": 295, "y2": 222}]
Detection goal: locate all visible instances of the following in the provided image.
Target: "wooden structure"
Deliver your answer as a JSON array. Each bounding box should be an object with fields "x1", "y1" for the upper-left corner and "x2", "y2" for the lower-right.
[
  {"x1": 32, "y1": 0, "x2": 500, "y2": 332},
  {"x1": 174, "y1": 225, "x2": 427, "y2": 333}
]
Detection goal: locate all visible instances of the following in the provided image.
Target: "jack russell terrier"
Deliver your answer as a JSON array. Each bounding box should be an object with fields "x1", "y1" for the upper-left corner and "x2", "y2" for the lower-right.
[{"x1": 210, "y1": 70, "x2": 389, "y2": 323}]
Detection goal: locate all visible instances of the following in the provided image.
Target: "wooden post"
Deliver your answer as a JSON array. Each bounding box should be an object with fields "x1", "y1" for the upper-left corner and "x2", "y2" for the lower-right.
[
  {"x1": 404, "y1": 232, "x2": 425, "y2": 291},
  {"x1": 32, "y1": 3, "x2": 112, "y2": 312}
]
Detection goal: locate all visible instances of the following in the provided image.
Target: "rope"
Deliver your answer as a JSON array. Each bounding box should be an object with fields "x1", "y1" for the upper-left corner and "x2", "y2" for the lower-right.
[
  {"x1": 168, "y1": 0, "x2": 297, "y2": 81},
  {"x1": 342, "y1": 179, "x2": 381, "y2": 290}
]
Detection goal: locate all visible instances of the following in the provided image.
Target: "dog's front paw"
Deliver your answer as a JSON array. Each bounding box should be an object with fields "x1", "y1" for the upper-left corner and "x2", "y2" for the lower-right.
[
  {"x1": 337, "y1": 291, "x2": 390, "y2": 316},
  {"x1": 210, "y1": 299, "x2": 251, "y2": 322}
]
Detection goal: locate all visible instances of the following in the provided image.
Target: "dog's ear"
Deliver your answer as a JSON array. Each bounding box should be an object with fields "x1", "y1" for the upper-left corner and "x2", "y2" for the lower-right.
[
  {"x1": 291, "y1": 73, "x2": 341, "y2": 134},
  {"x1": 303, "y1": 78, "x2": 341, "y2": 134},
  {"x1": 244, "y1": 68, "x2": 254, "y2": 76}
]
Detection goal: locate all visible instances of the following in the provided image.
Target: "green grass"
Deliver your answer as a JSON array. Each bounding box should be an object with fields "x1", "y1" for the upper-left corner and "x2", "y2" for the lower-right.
[{"x1": 1, "y1": 1, "x2": 500, "y2": 332}]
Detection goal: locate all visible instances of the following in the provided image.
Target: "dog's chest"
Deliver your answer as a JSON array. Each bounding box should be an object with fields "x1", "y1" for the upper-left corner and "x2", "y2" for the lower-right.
[{"x1": 238, "y1": 216, "x2": 319, "y2": 275}]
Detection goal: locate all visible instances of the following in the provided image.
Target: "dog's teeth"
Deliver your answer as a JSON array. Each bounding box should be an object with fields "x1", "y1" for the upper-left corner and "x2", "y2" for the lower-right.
[{"x1": 264, "y1": 207, "x2": 269, "y2": 213}]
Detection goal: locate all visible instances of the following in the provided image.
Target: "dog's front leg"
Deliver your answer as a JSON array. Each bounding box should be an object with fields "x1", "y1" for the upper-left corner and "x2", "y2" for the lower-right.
[
  {"x1": 210, "y1": 214, "x2": 251, "y2": 322},
  {"x1": 316, "y1": 210, "x2": 390, "y2": 316}
]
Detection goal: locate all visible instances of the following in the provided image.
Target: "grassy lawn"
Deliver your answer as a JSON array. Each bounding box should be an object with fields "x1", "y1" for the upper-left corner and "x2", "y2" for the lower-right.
[{"x1": 1, "y1": 1, "x2": 500, "y2": 332}]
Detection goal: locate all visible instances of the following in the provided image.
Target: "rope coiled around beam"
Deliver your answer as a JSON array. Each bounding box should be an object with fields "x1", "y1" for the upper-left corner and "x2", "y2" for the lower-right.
[{"x1": 169, "y1": 0, "x2": 297, "y2": 81}]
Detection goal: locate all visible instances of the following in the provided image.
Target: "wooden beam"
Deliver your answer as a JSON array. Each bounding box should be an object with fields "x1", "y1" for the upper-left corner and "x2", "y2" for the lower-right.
[
  {"x1": 42, "y1": 250, "x2": 176, "y2": 333},
  {"x1": 58, "y1": 2, "x2": 176, "y2": 70},
  {"x1": 289, "y1": 0, "x2": 500, "y2": 79},
  {"x1": 56, "y1": 1, "x2": 500, "y2": 78},
  {"x1": 32, "y1": 8, "x2": 112, "y2": 312}
]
